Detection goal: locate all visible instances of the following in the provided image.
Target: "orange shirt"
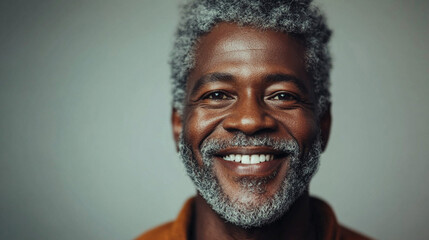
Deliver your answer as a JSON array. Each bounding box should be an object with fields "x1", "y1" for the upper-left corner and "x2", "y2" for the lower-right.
[{"x1": 136, "y1": 197, "x2": 372, "y2": 240}]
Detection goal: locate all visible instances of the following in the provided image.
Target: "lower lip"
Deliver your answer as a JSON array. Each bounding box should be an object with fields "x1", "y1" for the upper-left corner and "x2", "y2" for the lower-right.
[{"x1": 215, "y1": 157, "x2": 284, "y2": 177}]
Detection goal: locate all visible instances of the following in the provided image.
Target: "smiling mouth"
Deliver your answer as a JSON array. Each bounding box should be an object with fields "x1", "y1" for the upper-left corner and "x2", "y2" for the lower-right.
[
  {"x1": 222, "y1": 154, "x2": 275, "y2": 164},
  {"x1": 216, "y1": 152, "x2": 286, "y2": 177}
]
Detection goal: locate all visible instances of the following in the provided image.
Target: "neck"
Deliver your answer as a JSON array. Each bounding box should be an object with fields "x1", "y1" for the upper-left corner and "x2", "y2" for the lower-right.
[{"x1": 191, "y1": 191, "x2": 315, "y2": 240}]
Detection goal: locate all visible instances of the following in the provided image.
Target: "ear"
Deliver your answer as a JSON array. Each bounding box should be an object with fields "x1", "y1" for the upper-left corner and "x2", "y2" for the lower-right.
[
  {"x1": 171, "y1": 108, "x2": 183, "y2": 152},
  {"x1": 319, "y1": 105, "x2": 332, "y2": 152}
]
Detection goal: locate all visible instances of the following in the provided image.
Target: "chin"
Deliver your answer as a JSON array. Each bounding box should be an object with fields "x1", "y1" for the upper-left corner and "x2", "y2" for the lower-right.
[{"x1": 179, "y1": 133, "x2": 322, "y2": 228}]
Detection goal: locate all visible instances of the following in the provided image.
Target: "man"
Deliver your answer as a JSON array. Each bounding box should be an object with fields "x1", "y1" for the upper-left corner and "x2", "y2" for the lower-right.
[{"x1": 138, "y1": 0, "x2": 371, "y2": 239}]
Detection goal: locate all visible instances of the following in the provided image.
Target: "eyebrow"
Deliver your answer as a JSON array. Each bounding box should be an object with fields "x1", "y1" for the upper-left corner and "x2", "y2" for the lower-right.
[
  {"x1": 190, "y1": 72, "x2": 308, "y2": 96},
  {"x1": 264, "y1": 73, "x2": 308, "y2": 94},
  {"x1": 190, "y1": 73, "x2": 235, "y2": 96}
]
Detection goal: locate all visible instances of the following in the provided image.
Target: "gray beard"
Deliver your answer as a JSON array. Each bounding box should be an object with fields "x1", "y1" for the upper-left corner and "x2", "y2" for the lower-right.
[{"x1": 179, "y1": 132, "x2": 321, "y2": 229}]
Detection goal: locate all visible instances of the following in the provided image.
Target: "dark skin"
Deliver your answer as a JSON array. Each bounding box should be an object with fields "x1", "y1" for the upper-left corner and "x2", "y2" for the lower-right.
[{"x1": 172, "y1": 23, "x2": 331, "y2": 240}]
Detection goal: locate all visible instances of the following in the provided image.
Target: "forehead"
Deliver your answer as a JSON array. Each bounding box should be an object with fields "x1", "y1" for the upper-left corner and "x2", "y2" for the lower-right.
[{"x1": 188, "y1": 23, "x2": 310, "y2": 89}]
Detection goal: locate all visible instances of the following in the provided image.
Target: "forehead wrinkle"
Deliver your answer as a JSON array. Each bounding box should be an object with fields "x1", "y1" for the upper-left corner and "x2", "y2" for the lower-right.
[
  {"x1": 214, "y1": 37, "x2": 286, "y2": 55},
  {"x1": 201, "y1": 25, "x2": 289, "y2": 56},
  {"x1": 216, "y1": 48, "x2": 273, "y2": 54},
  {"x1": 203, "y1": 49, "x2": 291, "y2": 70}
]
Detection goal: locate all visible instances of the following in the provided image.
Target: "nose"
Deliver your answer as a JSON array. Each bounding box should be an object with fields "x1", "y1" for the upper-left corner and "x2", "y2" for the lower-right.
[{"x1": 222, "y1": 96, "x2": 278, "y2": 135}]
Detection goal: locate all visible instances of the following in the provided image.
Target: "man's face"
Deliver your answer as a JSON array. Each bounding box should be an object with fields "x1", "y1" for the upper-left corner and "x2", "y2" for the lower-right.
[{"x1": 172, "y1": 23, "x2": 330, "y2": 227}]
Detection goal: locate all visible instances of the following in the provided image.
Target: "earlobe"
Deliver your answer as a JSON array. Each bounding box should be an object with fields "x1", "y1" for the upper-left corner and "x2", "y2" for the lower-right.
[
  {"x1": 320, "y1": 105, "x2": 332, "y2": 152},
  {"x1": 171, "y1": 108, "x2": 183, "y2": 152}
]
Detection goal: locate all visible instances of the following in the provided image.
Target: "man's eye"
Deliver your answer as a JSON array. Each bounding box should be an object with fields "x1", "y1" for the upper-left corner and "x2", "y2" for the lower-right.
[
  {"x1": 271, "y1": 92, "x2": 298, "y2": 101},
  {"x1": 204, "y1": 92, "x2": 231, "y2": 100}
]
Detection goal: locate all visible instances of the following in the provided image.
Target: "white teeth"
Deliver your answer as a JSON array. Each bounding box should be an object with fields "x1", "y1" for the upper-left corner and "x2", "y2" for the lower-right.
[
  {"x1": 222, "y1": 154, "x2": 275, "y2": 164},
  {"x1": 250, "y1": 155, "x2": 259, "y2": 164},
  {"x1": 241, "y1": 155, "x2": 250, "y2": 164}
]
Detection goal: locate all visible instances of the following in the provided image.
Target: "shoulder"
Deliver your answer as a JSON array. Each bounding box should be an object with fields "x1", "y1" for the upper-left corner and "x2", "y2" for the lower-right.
[
  {"x1": 339, "y1": 225, "x2": 373, "y2": 240},
  {"x1": 135, "y1": 221, "x2": 174, "y2": 240},
  {"x1": 135, "y1": 197, "x2": 196, "y2": 240},
  {"x1": 310, "y1": 197, "x2": 373, "y2": 240}
]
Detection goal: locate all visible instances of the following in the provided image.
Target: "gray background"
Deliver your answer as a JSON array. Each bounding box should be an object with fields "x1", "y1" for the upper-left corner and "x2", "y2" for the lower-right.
[{"x1": 1, "y1": 0, "x2": 428, "y2": 239}]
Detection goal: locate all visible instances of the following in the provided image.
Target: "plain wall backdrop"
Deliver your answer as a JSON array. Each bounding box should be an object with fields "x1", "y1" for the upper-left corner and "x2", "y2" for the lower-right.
[{"x1": 1, "y1": 0, "x2": 428, "y2": 239}]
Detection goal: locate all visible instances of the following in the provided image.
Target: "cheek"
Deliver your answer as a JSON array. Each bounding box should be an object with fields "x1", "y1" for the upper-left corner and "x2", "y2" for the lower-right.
[
  {"x1": 277, "y1": 110, "x2": 319, "y2": 147},
  {"x1": 183, "y1": 108, "x2": 227, "y2": 157}
]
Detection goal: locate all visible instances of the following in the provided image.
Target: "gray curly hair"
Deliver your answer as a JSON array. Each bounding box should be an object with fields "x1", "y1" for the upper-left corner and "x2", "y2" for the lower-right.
[{"x1": 170, "y1": 0, "x2": 332, "y2": 115}]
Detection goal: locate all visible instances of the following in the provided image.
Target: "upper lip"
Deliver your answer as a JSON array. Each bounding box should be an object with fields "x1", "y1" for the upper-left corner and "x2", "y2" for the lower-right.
[{"x1": 215, "y1": 146, "x2": 285, "y2": 156}]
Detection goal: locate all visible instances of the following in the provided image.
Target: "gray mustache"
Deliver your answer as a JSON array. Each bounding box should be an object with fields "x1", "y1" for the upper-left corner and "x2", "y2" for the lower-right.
[{"x1": 200, "y1": 133, "x2": 300, "y2": 158}]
